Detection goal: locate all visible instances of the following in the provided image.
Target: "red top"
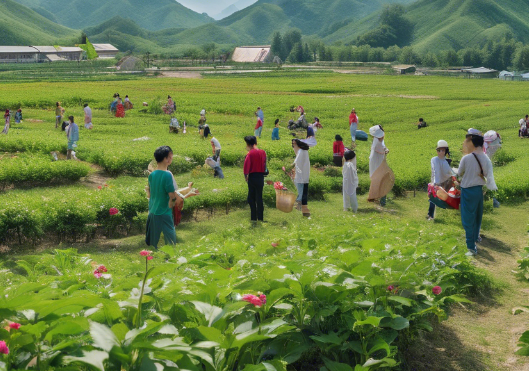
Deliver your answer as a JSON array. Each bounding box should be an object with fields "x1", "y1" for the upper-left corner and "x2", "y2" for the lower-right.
[
  {"x1": 333, "y1": 141, "x2": 345, "y2": 156},
  {"x1": 244, "y1": 148, "x2": 267, "y2": 175},
  {"x1": 349, "y1": 113, "x2": 358, "y2": 125},
  {"x1": 255, "y1": 118, "x2": 263, "y2": 130}
]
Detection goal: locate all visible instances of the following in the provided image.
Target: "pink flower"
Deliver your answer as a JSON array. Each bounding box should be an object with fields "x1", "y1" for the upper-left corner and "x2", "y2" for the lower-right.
[
  {"x1": 140, "y1": 250, "x2": 152, "y2": 257},
  {"x1": 8, "y1": 323, "x2": 20, "y2": 330},
  {"x1": 109, "y1": 208, "x2": 119, "y2": 216},
  {"x1": 432, "y1": 286, "x2": 442, "y2": 295},
  {"x1": 0, "y1": 341, "x2": 8, "y2": 355},
  {"x1": 242, "y1": 294, "x2": 266, "y2": 307},
  {"x1": 271, "y1": 242, "x2": 278, "y2": 248},
  {"x1": 93, "y1": 270, "x2": 102, "y2": 279},
  {"x1": 97, "y1": 265, "x2": 107, "y2": 273},
  {"x1": 147, "y1": 256, "x2": 153, "y2": 261},
  {"x1": 98, "y1": 186, "x2": 102, "y2": 190},
  {"x1": 387, "y1": 285, "x2": 395, "y2": 292}
]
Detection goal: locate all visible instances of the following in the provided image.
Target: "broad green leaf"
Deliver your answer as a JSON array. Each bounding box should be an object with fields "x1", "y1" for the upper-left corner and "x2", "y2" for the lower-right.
[
  {"x1": 242, "y1": 360, "x2": 288, "y2": 371},
  {"x1": 380, "y1": 316, "x2": 409, "y2": 330},
  {"x1": 111, "y1": 323, "x2": 130, "y2": 342},
  {"x1": 89, "y1": 320, "x2": 119, "y2": 352},
  {"x1": 367, "y1": 338, "x2": 390, "y2": 357},
  {"x1": 322, "y1": 358, "x2": 354, "y2": 371},
  {"x1": 310, "y1": 332, "x2": 343, "y2": 345},
  {"x1": 353, "y1": 316, "x2": 382, "y2": 329},
  {"x1": 21, "y1": 321, "x2": 48, "y2": 337},
  {"x1": 191, "y1": 301, "x2": 223, "y2": 327},
  {"x1": 518, "y1": 331, "x2": 529, "y2": 345},
  {"x1": 363, "y1": 357, "x2": 397, "y2": 368},
  {"x1": 44, "y1": 317, "x2": 89, "y2": 342},
  {"x1": 63, "y1": 350, "x2": 109, "y2": 370},
  {"x1": 388, "y1": 296, "x2": 414, "y2": 307},
  {"x1": 516, "y1": 346, "x2": 529, "y2": 356},
  {"x1": 265, "y1": 288, "x2": 293, "y2": 312}
]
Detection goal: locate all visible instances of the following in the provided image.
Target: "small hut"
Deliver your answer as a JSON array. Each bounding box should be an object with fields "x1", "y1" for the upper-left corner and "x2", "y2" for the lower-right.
[{"x1": 231, "y1": 46, "x2": 272, "y2": 63}]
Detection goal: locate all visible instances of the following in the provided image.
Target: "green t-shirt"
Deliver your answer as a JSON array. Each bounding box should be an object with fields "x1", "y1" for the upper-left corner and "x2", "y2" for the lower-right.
[{"x1": 148, "y1": 170, "x2": 175, "y2": 216}]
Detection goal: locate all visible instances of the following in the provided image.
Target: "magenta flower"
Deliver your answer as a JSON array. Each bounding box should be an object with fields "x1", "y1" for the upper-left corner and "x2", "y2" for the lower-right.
[
  {"x1": 432, "y1": 286, "x2": 442, "y2": 295},
  {"x1": 147, "y1": 256, "x2": 153, "y2": 261},
  {"x1": 140, "y1": 250, "x2": 152, "y2": 257},
  {"x1": 387, "y1": 285, "x2": 395, "y2": 292},
  {"x1": 97, "y1": 265, "x2": 107, "y2": 273},
  {"x1": 109, "y1": 208, "x2": 119, "y2": 216},
  {"x1": 242, "y1": 294, "x2": 266, "y2": 307},
  {"x1": 8, "y1": 322, "x2": 20, "y2": 330},
  {"x1": 0, "y1": 341, "x2": 9, "y2": 355},
  {"x1": 93, "y1": 270, "x2": 102, "y2": 279}
]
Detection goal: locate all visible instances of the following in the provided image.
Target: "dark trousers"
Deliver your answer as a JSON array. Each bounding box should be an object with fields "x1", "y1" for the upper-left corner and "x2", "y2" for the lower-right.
[
  {"x1": 247, "y1": 173, "x2": 264, "y2": 221},
  {"x1": 428, "y1": 201, "x2": 435, "y2": 218}
]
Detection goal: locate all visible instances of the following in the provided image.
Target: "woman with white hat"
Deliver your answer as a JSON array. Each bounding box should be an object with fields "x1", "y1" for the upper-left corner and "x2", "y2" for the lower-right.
[
  {"x1": 458, "y1": 129, "x2": 497, "y2": 256},
  {"x1": 369, "y1": 125, "x2": 389, "y2": 206},
  {"x1": 428, "y1": 140, "x2": 454, "y2": 220}
]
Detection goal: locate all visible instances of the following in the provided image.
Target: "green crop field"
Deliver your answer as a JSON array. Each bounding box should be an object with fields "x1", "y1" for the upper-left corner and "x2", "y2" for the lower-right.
[{"x1": 0, "y1": 71, "x2": 528, "y2": 371}]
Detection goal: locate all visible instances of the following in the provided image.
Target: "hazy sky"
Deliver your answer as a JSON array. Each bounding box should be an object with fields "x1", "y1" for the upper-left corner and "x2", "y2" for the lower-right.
[{"x1": 177, "y1": 0, "x2": 257, "y2": 16}]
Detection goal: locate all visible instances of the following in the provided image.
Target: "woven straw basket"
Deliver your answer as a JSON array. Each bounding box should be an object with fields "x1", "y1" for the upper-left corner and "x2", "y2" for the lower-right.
[{"x1": 275, "y1": 189, "x2": 296, "y2": 213}]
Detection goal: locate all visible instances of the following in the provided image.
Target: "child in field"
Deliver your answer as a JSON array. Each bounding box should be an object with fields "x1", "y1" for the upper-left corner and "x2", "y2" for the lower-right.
[
  {"x1": 14, "y1": 109, "x2": 22, "y2": 124},
  {"x1": 271, "y1": 119, "x2": 280, "y2": 140},
  {"x1": 342, "y1": 150, "x2": 358, "y2": 212},
  {"x1": 333, "y1": 135, "x2": 345, "y2": 167},
  {"x1": 417, "y1": 118, "x2": 427, "y2": 129}
]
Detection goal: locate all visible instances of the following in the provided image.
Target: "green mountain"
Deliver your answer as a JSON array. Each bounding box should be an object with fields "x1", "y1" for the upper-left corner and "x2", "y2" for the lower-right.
[
  {"x1": 325, "y1": 0, "x2": 529, "y2": 52},
  {"x1": 217, "y1": 0, "x2": 417, "y2": 43},
  {"x1": 11, "y1": 0, "x2": 214, "y2": 31},
  {"x1": 0, "y1": 0, "x2": 78, "y2": 45}
]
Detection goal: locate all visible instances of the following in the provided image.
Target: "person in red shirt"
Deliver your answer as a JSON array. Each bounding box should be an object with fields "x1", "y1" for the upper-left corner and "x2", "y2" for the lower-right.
[
  {"x1": 333, "y1": 134, "x2": 345, "y2": 167},
  {"x1": 243, "y1": 136, "x2": 267, "y2": 221},
  {"x1": 349, "y1": 108, "x2": 358, "y2": 143},
  {"x1": 254, "y1": 113, "x2": 263, "y2": 138}
]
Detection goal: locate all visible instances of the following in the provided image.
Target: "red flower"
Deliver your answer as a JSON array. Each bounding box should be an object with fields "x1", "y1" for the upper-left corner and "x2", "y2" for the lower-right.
[
  {"x1": 98, "y1": 186, "x2": 102, "y2": 190},
  {"x1": 0, "y1": 341, "x2": 8, "y2": 355},
  {"x1": 109, "y1": 208, "x2": 119, "y2": 216},
  {"x1": 432, "y1": 286, "x2": 442, "y2": 295},
  {"x1": 271, "y1": 242, "x2": 279, "y2": 248},
  {"x1": 93, "y1": 270, "x2": 102, "y2": 279},
  {"x1": 140, "y1": 250, "x2": 152, "y2": 257},
  {"x1": 104, "y1": 184, "x2": 108, "y2": 187},
  {"x1": 147, "y1": 256, "x2": 153, "y2": 261},
  {"x1": 97, "y1": 265, "x2": 107, "y2": 273},
  {"x1": 8, "y1": 323, "x2": 20, "y2": 330},
  {"x1": 242, "y1": 294, "x2": 266, "y2": 307},
  {"x1": 259, "y1": 294, "x2": 267, "y2": 305},
  {"x1": 387, "y1": 285, "x2": 395, "y2": 292}
]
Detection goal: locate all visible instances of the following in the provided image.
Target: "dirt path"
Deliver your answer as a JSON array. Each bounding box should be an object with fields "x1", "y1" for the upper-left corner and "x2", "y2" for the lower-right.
[
  {"x1": 405, "y1": 201, "x2": 529, "y2": 370},
  {"x1": 81, "y1": 163, "x2": 115, "y2": 188}
]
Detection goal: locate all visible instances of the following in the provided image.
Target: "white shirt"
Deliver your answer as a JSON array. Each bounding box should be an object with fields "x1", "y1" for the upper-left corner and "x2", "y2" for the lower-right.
[
  {"x1": 458, "y1": 150, "x2": 497, "y2": 190},
  {"x1": 431, "y1": 156, "x2": 453, "y2": 185},
  {"x1": 369, "y1": 139, "x2": 387, "y2": 177},
  {"x1": 210, "y1": 137, "x2": 221, "y2": 150},
  {"x1": 84, "y1": 106, "x2": 92, "y2": 119},
  {"x1": 294, "y1": 149, "x2": 310, "y2": 184},
  {"x1": 342, "y1": 161, "x2": 358, "y2": 195}
]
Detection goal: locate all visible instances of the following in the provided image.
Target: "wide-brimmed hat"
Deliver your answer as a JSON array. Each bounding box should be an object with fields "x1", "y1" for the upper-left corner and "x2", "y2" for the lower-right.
[
  {"x1": 467, "y1": 128, "x2": 483, "y2": 137},
  {"x1": 437, "y1": 140, "x2": 448, "y2": 149},
  {"x1": 369, "y1": 125, "x2": 384, "y2": 138}
]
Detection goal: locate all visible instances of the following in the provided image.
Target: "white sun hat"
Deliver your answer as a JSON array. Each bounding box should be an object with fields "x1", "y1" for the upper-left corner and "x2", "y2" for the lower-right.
[
  {"x1": 369, "y1": 125, "x2": 384, "y2": 138},
  {"x1": 467, "y1": 128, "x2": 483, "y2": 137},
  {"x1": 437, "y1": 140, "x2": 448, "y2": 149}
]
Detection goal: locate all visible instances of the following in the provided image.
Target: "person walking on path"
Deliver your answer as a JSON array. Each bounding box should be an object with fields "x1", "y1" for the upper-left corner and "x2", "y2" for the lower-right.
[
  {"x1": 2, "y1": 110, "x2": 10, "y2": 135},
  {"x1": 145, "y1": 146, "x2": 179, "y2": 249},
  {"x1": 55, "y1": 102, "x2": 64, "y2": 129},
  {"x1": 254, "y1": 113, "x2": 263, "y2": 138},
  {"x1": 428, "y1": 140, "x2": 454, "y2": 220},
  {"x1": 65, "y1": 116, "x2": 79, "y2": 160},
  {"x1": 243, "y1": 136, "x2": 267, "y2": 221},
  {"x1": 342, "y1": 150, "x2": 359, "y2": 212},
  {"x1": 458, "y1": 129, "x2": 497, "y2": 256},
  {"x1": 210, "y1": 137, "x2": 221, "y2": 161},
  {"x1": 292, "y1": 139, "x2": 311, "y2": 217},
  {"x1": 369, "y1": 125, "x2": 389, "y2": 206},
  {"x1": 349, "y1": 108, "x2": 359, "y2": 145},
  {"x1": 84, "y1": 104, "x2": 93, "y2": 129}
]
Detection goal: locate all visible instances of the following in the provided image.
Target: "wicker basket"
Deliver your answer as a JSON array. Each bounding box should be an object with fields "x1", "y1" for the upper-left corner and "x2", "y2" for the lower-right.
[{"x1": 275, "y1": 189, "x2": 296, "y2": 213}]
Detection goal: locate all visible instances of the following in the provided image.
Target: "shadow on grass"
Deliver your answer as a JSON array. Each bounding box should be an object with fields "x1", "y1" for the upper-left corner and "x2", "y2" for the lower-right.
[{"x1": 402, "y1": 321, "x2": 493, "y2": 371}]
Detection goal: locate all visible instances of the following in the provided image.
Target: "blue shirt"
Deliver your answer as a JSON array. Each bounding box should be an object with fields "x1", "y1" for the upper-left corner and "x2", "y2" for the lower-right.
[{"x1": 257, "y1": 109, "x2": 264, "y2": 122}]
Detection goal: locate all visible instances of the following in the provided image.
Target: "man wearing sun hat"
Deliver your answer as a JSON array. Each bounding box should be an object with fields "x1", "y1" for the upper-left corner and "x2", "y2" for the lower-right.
[
  {"x1": 369, "y1": 125, "x2": 390, "y2": 206},
  {"x1": 458, "y1": 128, "x2": 497, "y2": 256},
  {"x1": 427, "y1": 139, "x2": 454, "y2": 220}
]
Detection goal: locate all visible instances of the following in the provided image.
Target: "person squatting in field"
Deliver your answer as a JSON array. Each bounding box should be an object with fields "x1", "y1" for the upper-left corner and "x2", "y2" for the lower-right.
[{"x1": 458, "y1": 129, "x2": 497, "y2": 256}]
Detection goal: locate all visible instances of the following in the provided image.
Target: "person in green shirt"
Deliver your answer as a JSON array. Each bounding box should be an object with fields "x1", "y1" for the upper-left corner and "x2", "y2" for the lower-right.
[{"x1": 145, "y1": 146, "x2": 179, "y2": 249}]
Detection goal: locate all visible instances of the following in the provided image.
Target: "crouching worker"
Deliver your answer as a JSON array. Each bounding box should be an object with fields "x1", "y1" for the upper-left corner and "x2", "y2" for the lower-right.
[
  {"x1": 145, "y1": 146, "x2": 199, "y2": 248},
  {"x1": 205, "y1": 157, "x2": 225, "y2": 179}
]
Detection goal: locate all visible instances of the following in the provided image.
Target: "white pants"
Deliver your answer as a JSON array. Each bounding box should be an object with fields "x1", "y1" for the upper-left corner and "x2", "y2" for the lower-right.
[
  {"x1": 350, "y1": 123, "x2": 357, "y2": 142},
  {"x1": 343, "y1": 190, "x2": 358, "y2": 212}
]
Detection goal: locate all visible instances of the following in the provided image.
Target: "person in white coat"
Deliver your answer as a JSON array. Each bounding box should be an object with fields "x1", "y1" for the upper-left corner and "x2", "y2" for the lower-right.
[
  {"x1": 369, "y1": 125, "x2": 389, "y2": 206},
  {"x1": 458, "y1": 128, "x2": 497, "y2": 256},
  {"x1": 342, "y1": 150, "x2": 359, "y2": 212},
  {"x1": 292, "y1": 139, "x2": 311, "y2": 216},
  {"x1": 428, "y1": 140, "x2": 454, "y2": 220}
]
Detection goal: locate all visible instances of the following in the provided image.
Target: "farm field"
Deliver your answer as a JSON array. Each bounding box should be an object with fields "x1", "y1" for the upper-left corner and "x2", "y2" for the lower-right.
[{"x1": 0, "y1": 72, "x2": 528, "y2": 370}]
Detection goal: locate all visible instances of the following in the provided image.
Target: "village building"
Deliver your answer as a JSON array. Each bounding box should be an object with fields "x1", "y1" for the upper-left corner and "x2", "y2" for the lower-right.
[
  {"x1": 462, "y1": 67, "x2": 499, "y2": 79},
  {"x1": 231, "y1": 46, "x2": 272, "y2": 63},
  {"x1": 0, "y1": 45, "x2": 84, "y2": 63},
  {"x1": 392, "y1": 64, "x2": 416, "y2": 74},
  {"x1": 92, "y1": 44, "x2": 119, "y2": 59}
]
